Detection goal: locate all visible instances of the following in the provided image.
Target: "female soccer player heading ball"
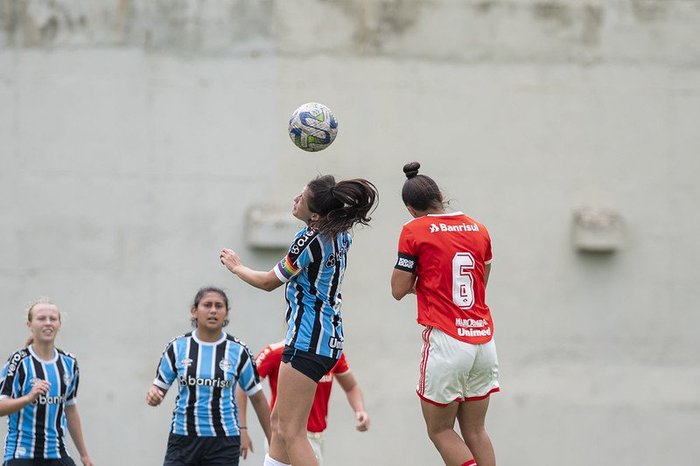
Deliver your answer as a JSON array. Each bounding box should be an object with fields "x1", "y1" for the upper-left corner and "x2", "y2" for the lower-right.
[
  {"x1": 391, "y1": 162, "x2": 499, "y2": 466},
  {"x1": 220, "y1": 174, "x2": 378, "y2": 466}
]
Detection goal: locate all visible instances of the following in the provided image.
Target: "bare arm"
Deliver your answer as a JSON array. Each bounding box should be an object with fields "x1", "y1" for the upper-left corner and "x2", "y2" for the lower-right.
[
  {"x1": 335, "y1": 372, "x2": 369, "y2": 432},
  {"x1": 220, "y1": 248, "x2": 284, "y2": 292},
  {"x1": 65, "y1": 404, "x2": 94, "y2": 466},
  {"x1": 0, "y1": 379, "x2": 50, "y2": 416},
  {"x1": 485, "y1": 263, "x2": 491, "y2": 287},
  {"x1": 391, "y1": 269, "x2": 417, "y2": 301},
  {"x1": 249, "y1": 390, "x2": 272, "y2": 443},
  {"x1": 235, "y1": 386, "x2": 254, "y2": 459}
]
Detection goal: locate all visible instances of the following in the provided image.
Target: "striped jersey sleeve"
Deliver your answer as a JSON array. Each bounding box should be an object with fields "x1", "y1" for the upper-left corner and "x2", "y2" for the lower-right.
[{"x1": 274, "y1": 228, "x2": 317, "y2": 283}]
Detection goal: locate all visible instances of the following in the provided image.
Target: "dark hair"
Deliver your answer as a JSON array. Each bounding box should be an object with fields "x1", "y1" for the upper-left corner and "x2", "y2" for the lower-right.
[
  {"x1": 306, "y1": 174, "x2": 379, "y2": 238},
  {"x1": 401, "y1": 162, "x2": 443, "y2": 211},
  {"x1": 191, "y1": 287, "x2": 230, "y2": 328}
]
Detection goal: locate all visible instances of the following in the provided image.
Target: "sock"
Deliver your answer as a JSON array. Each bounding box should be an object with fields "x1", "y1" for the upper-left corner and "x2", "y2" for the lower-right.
[
  {"x1": 462, "y1": 460, "x2": 477, "y2": 466},
  {"x1": 263, "y1": 454, "x2": 291, "y2": 466}
]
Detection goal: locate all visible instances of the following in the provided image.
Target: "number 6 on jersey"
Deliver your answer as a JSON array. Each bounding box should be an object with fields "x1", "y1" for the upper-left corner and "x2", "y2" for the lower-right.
[{"x1": 452, "y1": 252, "x2": 475, "y2": 309}]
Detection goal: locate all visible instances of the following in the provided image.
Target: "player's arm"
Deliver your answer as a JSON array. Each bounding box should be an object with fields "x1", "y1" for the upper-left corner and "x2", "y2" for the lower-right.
[
  {"x1": 65, "y1": 404, "x2": 94, "y2": 466},
  {"x1": 220, "y1": 248, "x2": 284, "y2": 292},
  {"x1": 335, "y1": 371, "x2": 370, "y2": 432},
  {"x1": 484, "y1": 262, "x2": 491, "y2": 287},
  {"x1": 0, "y1": 379, "x2": 50, "y2": 416},
  {"x1": 249, "y1": 390, "x2": 272, "y2": 444},
  {"x1": 391, "y1": 268, "x2": 417, "y2": 301},
  {"x1": 235, "y1": 386, "x2": 254, "y2": 459}
]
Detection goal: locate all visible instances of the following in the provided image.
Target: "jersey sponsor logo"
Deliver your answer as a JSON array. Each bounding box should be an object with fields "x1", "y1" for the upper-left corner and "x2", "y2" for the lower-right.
[
  {"x1": 6, "y1": 350, "x2": 27, "y2": 378},
  {"x1": 455, "y1": 318, "x2": 488, "y2": 328},
  {"x1": 178, "y1": 375, "x2": 234, "y2": 389},
  {"x1": 328, "y1": 337, "x2": 344, "y2": 350},
  {"x1": 33, "y1": 394, "x2": 67, "y2": 405},
  {"x1": 429, "y1": 222, "x2": 480, "y2": 233},
  {"x1": 291, "y1": 229, "x2": 317, "y2": 255},
  {"x1": 396, "y1": 257, "x2": 414, "y2": 269},
  {"x1": 218, "y1": 358, "x2": 232, "y2": 372},
  {"x1": 325, "y1": 243, "x2": 349, "y2": 268},
  {"x1": 457, "y1": 327, "x2": 492, "y2": 337}
]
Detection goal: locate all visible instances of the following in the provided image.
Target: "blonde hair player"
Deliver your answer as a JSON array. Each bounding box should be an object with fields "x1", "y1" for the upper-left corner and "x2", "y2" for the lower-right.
[
  {"x1": 391, "y1": 162, "x2": 499, "y2": 466},
  {"x1": 0, "y1": 298, "x2": 94, "y2": 466}
]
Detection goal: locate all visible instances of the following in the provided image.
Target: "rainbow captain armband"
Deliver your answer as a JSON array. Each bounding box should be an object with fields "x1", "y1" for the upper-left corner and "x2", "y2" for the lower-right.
[{"x1": 274, "y1": 256, "x2": 300, "y2": 282}]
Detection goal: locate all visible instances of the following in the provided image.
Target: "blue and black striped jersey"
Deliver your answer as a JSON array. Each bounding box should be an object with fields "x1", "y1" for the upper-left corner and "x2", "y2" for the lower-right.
[
  {"x1": 152, "y1": 330, "x2": 262, "y2": 437},
  {"x1": 0, "y1": 346, "x2": 80, "y2": 461},
  {"x1": 274, "y1": 227, "x2": 349, "y2": 359}
]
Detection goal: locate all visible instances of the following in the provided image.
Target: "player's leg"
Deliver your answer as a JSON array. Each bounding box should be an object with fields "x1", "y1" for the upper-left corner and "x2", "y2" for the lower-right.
[
  {"x1": 267, "y1": 362, "x2": 318, "y2": 466},
  {"x1": 306, "y1": 432, "x2": 324, "y2": 465},
  {"x1": 457, "y1": 340, "x2": 499, "y2": 466},
  {"x1": 421, "y1": 399, "x2": 475, "y2": 466},
  {"x1": 457, "y1": 397, "x2": 495, "y2": 466}
]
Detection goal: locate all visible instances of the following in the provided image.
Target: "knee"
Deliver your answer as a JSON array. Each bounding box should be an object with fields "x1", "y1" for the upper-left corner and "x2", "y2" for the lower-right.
[{"x1": 462, "y1": 425, "x2": 488, "y2": 444}]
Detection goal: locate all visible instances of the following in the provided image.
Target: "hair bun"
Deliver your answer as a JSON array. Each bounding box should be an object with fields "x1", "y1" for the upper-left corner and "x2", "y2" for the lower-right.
[{"x1": 403, "y1": 161, "x2": 421, "y2": 179}]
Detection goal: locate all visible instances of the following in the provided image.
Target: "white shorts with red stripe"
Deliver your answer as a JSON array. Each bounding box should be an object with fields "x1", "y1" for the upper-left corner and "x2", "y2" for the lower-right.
[{"x1": 417, "y1": 326, "x2": 500, "y2": 406}]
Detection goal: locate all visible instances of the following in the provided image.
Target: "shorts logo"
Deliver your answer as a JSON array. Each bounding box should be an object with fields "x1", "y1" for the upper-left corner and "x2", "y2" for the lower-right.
[
  {"x1": 219, "y1": 359, "x2": 232, "y2": 372},
  {"x1": 329, "y1": 337, "x2": 344, "y2": 350}
]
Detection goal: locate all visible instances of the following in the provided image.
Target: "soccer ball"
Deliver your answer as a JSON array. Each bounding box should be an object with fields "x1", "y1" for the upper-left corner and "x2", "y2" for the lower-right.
[{"x1": 288, "y1": 102, "x2": 338, "y2": 152}]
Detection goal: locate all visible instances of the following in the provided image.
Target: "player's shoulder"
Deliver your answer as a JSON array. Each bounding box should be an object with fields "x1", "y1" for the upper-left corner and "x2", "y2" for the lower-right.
[
  {"x1": 166, "y1": 332, "x2": 194, "y2": 347},
  {"x1": 225, "y1": 334, "x2": 254, "y2": 353},
  {"x1": 2, "y1": 348, "x2": 31, "y2": 378},
  {"x1": 4, "y1": 347, "x2": 31, "y2": 364},
  {"x1": 56, "y1": 348, "x2": 78, "y2": 362},
  {"x1": 289, "y1": 227, "x2": 321, "y2": 255},
  {"x1": 256, "y1": 341, "x2": 285, "y2": 363}
]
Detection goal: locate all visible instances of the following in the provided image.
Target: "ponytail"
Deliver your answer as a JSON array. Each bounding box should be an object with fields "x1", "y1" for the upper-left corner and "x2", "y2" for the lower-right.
[{"x1": 306, "y1": 175, "x2": 379, "y2": 238}]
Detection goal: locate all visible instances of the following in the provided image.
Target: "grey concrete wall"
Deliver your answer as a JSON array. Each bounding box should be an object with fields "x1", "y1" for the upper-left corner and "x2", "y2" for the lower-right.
[{"x1": 1, "y1": 1, "x2": 699, "y2": 465}]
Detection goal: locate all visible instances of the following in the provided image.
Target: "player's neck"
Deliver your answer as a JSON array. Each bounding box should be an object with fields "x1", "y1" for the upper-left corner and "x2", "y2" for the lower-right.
[
  {"x1": 196, "y1": 328, "x2": 223, "y2": 343},
  {"x1": 31, "y1": 341, "x2": 56, "y2": 361}
]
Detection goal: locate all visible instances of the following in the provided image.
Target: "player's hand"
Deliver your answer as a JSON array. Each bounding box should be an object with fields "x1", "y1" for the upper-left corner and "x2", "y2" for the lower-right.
[
  {"x1": 80, "y1": 454, "x2": 95, "y2": 466},
  {"x1": 220, "y1": 248, "x2": 243, "y2": 274},
  {"x1": 239, "y1": 428, "x2": 254, "y2": 459},
  {"x1": 146, "y1": 386, "x2": 165, "y2": 407},
  {"x1": 355, "y1": 410, "x2": 370, "y2": 432},
  {"x1": 26, "y1": 379, "x2": 50, "y2": 403}
]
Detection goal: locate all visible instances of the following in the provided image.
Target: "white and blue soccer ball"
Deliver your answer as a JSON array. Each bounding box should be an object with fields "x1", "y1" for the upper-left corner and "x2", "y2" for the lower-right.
[{"x1": 288, "y1": 102, "x2": 338, "y2": 152}]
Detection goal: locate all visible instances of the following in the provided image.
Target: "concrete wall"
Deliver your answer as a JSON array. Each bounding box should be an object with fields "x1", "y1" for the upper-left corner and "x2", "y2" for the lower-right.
[{"x1": 1, "y1": 1, "x2": 699, "y2": 465}]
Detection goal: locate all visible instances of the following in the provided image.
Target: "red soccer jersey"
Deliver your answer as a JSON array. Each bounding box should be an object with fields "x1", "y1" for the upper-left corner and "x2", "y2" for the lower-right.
[
  {"x1": 254, "y1": 342, "x2": 350, "y2": 433},
  {"x1": 395, "y1": 212, "x2": 494, "y2": 344}
]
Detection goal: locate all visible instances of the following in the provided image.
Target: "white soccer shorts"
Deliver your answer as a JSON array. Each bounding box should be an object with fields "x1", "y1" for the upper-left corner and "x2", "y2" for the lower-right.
[{"x1": 417, "y1": 326, "x2": 500, "y2": 406}]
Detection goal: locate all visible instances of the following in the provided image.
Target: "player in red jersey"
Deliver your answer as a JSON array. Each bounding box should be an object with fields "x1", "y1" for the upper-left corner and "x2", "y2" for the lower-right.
[
  {"x1": 236, "y1": 341, "x2": 369, "y2": 465},
  {"x1": 391, "y1": 162, "x2": 499, "y2": 466}
]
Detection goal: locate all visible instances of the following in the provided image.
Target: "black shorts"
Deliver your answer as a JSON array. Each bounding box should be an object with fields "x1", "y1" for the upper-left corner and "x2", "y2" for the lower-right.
[
  {"x1": 163, "y1": 433, "x2": 240, "y2": 466},
  {"x1": 5, "y1": 459, "x2": 77, "y2": 466},
  {"x1": 282, "y1": 346, "x2": 338, "y2": 382}
]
